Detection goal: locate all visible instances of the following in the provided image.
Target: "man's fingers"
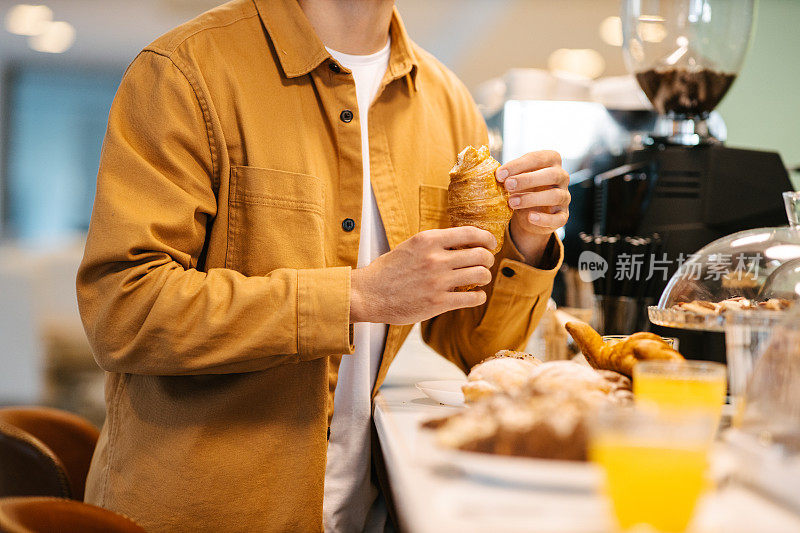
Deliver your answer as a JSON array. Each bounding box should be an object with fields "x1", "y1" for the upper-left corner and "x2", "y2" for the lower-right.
[
  {"x1": 445, "y1": 247, "x2": 495, "y2": 269},
  {"x1": 508, "y1": 188, "x2": 571, "y2": 210},
  {"x1": 436, "y1": 226, "x2": 497, "y2": 251},
  {"x1": 448, "y1": 266, "x2": 492, "y2": 290},
  {"x1": 525, "y1": 209, "x2": 569, "y2": 230},
  {"x1": 496, "y1": 150, "x2": 562, "y2": 181},
  {"x1": 503, "y1": 167, "x2": 569, "y2": 193},
  {"x1": 444, "y1": 290, "x2": 487, "y2": 311}
]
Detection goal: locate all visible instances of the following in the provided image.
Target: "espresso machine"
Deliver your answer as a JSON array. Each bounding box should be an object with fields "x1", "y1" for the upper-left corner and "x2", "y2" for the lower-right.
[
  {"x1": 596, "y1": 0, "x2": 791, "y2": 259},
  {"x1": 595, "y1": 0, "x2": 793, "y2": 357}
]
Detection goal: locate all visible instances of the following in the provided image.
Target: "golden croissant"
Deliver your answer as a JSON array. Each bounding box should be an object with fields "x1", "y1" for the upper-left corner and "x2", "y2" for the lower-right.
[
  {"x1": 448, "y1": 145, "x2": 512, "y2": 256},
  {"x1": 564, "y1": 321, "x2": 684, "y2": 377}
]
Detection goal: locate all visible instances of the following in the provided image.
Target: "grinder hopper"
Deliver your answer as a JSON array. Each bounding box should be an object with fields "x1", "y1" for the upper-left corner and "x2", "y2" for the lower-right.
[{"x1": 621, "y1": 0, "x2": 754, "y2": 145}]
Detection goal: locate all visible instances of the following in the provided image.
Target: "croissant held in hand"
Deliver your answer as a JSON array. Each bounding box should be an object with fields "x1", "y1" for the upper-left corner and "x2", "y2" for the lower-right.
[{"x1": 448, "y1": 145, "x2": 512, "y2": 255}]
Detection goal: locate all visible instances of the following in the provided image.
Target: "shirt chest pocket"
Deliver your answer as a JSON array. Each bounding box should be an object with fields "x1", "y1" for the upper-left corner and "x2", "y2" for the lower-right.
[
  {"x1": 418, "y1": 184, "x2": 450, "y2": 232},
  {"x1": 226, "y1": 166, "x2": 326, "y2": 276}
]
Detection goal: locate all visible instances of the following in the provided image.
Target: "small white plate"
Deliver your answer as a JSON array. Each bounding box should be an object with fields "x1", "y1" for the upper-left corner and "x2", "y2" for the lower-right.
[{"x1": 415, "y1": 380, "x2": 467, "y2": 407}]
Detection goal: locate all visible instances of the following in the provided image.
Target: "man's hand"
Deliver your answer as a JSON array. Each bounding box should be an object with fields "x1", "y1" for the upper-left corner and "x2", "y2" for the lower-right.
[
  {"x1": 350, "y1": 227, "x2": 496, "y2": 325},
  {"x1": 495, "y1": 150, "x2": 570, "y2": 266}
]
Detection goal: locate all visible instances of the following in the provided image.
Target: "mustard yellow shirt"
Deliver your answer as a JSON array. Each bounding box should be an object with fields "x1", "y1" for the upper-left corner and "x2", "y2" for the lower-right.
[{"x1": 77, "y1": 1, "x2": 562, "y2": 531}]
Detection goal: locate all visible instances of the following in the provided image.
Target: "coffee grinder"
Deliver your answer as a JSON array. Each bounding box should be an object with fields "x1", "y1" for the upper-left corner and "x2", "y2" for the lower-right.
[{"x1": 594, "y1": 0, "x2": 793, "y2": 358}]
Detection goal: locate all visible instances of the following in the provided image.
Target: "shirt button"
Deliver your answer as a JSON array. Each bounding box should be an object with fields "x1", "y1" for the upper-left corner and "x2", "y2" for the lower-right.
[
  {"x1": 328, "y1": 62, "x2": 341, "y2": 74},
  {"x1": 342, "y1": 218, "x2": 356, "y2": 232},
  {"x1": 339, "y1": 109, "x2": 354, "y2": 123},
  {"x1": 501, "y1": 266, "x2": 516, "y2": 278}
]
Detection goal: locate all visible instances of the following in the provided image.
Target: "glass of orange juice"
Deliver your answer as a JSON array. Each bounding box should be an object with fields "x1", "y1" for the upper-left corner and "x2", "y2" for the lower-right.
[
  {"x1": 634, "y1": 361, "x2": 727, "y2": 422},
  {"x1": 589, "y1": 407, "x2": 715, "y2": 532}
]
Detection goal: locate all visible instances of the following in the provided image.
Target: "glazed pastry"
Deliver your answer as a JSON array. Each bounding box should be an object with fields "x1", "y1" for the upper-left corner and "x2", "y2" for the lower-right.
[
  {"x1": 565, "y1": 321, "x2": 684, "y2": 377},
  {"x1": 524, "y1": 361, "x2": 632, "y2": 405},
  {"x1": 447, "y1": 145, "x2": 512, "y2": 256},
  {"x1": 461, "y1": 350, "x2": 542, "y2": 403},
  {"x1": 428, "y1": 390, "x2": 599, "y2": 461},
  {"x1": 425, "y1": 353, "x2": 635, "y2": 461}
]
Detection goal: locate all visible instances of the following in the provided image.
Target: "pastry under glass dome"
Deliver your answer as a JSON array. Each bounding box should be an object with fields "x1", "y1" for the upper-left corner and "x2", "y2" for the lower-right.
[
  {"x1": 649, "y1": 209, "x2": 800, "y2": 332},
  {"x1": 648, "y1": 193, "x2": 800, "y2": 403}
]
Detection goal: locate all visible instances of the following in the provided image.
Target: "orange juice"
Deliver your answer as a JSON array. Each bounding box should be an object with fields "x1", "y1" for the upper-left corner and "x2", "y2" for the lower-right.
[
  {"x1": 634, "y1": 372, "x2": 726, "y2": 411},
  {"x1": 634, "y1": 361, "x2": 727, "y2": 417},
  {"x1": 590, "y1": 438, "x2": 708, "y2": 532}
]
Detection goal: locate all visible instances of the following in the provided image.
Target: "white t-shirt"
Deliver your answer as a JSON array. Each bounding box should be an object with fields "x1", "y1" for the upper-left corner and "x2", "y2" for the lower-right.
[{"x1": 323, "y1": 39, "x2": 391, "y2": 533}]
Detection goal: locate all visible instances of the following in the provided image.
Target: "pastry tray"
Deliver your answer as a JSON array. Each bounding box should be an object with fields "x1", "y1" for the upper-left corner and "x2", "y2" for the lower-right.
[
  {"x1": 648, "y1": 306, "x2": 726, "y2": 332},
  {"x1": 648, "y1": 306, "x2": 790, "y2": 333}
]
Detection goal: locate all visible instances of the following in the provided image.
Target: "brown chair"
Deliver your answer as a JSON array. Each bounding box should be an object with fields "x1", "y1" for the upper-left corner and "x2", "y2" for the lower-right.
[
  {"x1": 0, "y1": 497, "x2": 146, "y2": 533},
  {"x1": 0, "y1": 423, "x2": 71, "y2": 499},
  {"x1": 0, "y1": 408, "x2": 100, "y2": 500}
]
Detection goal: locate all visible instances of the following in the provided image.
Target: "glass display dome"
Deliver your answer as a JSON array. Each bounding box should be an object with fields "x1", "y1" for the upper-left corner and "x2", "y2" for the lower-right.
[
  {"x1": 651, "y1": 193, "x2": 800, "y2": 406},
  {"x1": 649, "y1": 211, "x2": 800, "y2": 332}
]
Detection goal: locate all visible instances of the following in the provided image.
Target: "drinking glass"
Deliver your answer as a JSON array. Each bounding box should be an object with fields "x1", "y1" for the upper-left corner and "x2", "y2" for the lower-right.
[
  {"x1": 634, "y1": 360, "x2": 727, "y2": 419},
  {"x1": 590, "y1": 406, "x2": 715, "y2": 532},
  {"x1": 602, "y1": 334, "x2": 678, "y2": 350}
]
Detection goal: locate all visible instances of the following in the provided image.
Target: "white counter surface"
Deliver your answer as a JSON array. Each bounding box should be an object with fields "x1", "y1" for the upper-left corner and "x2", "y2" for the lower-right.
[{"x1": 375, "y1": 327, "x2": 800, "y2": 533}]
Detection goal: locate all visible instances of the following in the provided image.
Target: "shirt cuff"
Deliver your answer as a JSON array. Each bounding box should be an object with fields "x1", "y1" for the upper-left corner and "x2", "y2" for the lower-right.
[
  {"x1": 493, "y1": 230, "x2": 564, "y2": 297},
  {"x1": 296, "y1": 266, "x2": 355, "y2": 359}
]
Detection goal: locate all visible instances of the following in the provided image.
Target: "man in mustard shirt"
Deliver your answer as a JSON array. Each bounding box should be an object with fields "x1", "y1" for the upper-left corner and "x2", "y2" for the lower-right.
[{"x1": 77, "y1": 0, "x2": 570, "y2": 531}]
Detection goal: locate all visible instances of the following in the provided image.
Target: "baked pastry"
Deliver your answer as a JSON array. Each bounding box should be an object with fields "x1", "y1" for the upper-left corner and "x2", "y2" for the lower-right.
[
  {"x1": 565, "y1": 321, "x2": 684, "y2": 377},
  {"x1": 427, "y1": 388, "x2": 613, "y2": 461},
  {"x1": 425, "y1": 356, "x2": 634, "y2": 461},
  {"x1": 431, "y1": 393, "x2": 592, "y2": 461},
  {"x1": 524, "y1": 360, "x2": 633, "y2": 405},
  {"x1": 461, "y1": 350, "x2": 542, "y2": 403},
  {"x1": 722, "y1": 271, "x2": 759, "y2": 290},
  {"x1": 718, "y1": 297, "x2": 751, "y2": 312},
  {"x1": 448, "y1": 146, "x2": 512, "y2": 289},
  {"x1": 670, "y1": 296, "x2": 793, "y2": 315},
  {"x1": 447, "y1": 145, "x2": 510, "y2": 254},
  {"x1": 492, "y1": 349, "x2": 539, "y2": 361},
  {"x1": 758, "y1": 297, "x2": 793, "y2": 311},
  {"x1": 676, "y1": 300, "x2": 723, "y2": 315}
]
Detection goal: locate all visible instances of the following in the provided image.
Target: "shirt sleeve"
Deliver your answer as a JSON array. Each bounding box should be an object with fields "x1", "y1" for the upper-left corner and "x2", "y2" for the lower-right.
[
  {"x1": 77, "y1": 50, "x2": 353, "y2": 376},
  {"x1": 421, "y1": 228, "x2": 563, "y2": 371}
]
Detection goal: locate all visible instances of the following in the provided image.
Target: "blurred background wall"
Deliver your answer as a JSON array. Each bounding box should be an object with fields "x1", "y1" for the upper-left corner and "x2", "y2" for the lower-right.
[
  {"x1": 0, "y1": 0, "x2": 797, "y2": 421},
  {"x1": 1, "y1": 0, "x2": 797, "y2": 245}
]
